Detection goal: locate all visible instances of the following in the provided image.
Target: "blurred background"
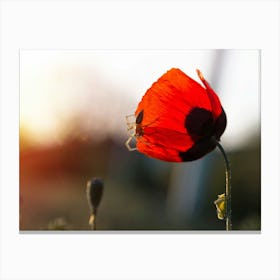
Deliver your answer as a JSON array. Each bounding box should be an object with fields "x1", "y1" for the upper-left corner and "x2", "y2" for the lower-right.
[{"x1": 20, "y1": 49, "x2": 260, "y2": 231}]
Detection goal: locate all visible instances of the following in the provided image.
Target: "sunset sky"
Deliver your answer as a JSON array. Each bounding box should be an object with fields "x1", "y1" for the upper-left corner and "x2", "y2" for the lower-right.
[{"x1": 20, "y1": 50, "x2": 260, "y2": 148}]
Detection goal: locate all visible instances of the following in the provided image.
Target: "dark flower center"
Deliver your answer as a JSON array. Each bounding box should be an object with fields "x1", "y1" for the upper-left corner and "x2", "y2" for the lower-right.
[
  {"x1": 185, "y1": 107, "x2": 214, "y2": 140},
  {"x1": 179, "y1": 107, "x2": 227, "y2": 161}
]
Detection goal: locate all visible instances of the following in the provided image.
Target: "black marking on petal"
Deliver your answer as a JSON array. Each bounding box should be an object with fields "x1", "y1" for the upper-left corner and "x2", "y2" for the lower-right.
[
  {"x1": 179, "y1": 107, "x2": 227, "y2": 162},
  {"x1": 184, "y1": 107, "x2": 214, "y2": 140},
  {"x1": 214, "y1": 108, "x2": 227, "y2": 140},
  {"x1": 179, "y1": 137, "x2": 216, "y2": 162},
  {"x1": 136, "y1": 110, "x2": 144, "y2": 124}
]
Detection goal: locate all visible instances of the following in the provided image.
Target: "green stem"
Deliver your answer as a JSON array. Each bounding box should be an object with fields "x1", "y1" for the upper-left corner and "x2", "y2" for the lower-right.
[{"x1": 215, "y1": 140, "x2": 232, "y2": 231}]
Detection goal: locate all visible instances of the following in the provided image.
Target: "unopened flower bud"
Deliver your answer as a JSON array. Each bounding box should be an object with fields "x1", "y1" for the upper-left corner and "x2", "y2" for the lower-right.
[
  {"x1": 86, "y1": 177, "x2": 104, "y2": 213},
  {"x1": 86, "y1": 178, "x2": 104, "y2": 230}
]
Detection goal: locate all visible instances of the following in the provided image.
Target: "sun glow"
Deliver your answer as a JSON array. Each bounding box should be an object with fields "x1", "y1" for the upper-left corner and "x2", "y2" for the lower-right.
[
  {"x1": 20, "y1": 54, "x2": 66, "y2": 145},
  {"x1": 20, "y1": 50, "x2": 260, "y2": 148},
  {"x1": 19, "y1": 51, "x2": 114, "y2": 145}
]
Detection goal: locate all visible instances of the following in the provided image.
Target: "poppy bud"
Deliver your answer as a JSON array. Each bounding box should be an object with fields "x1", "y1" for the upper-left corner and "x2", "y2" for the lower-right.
[{"x1": 86, "y1": 178, "x2": 104, "y2": 229}]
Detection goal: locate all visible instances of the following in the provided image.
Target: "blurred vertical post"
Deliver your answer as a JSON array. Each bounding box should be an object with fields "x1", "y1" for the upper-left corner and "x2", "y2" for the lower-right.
[{"x1": 166, "y1": 50, "x2": 226, "y2": 228}]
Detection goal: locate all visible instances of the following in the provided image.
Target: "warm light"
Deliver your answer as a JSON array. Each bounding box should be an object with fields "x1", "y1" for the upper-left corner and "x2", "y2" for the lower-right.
[
  {"x1": 20, "y1": 50, "x2": 260, "y2": 148},
  {"x1": 20, "y1": 53, "x2": 66, "y2": 145}
]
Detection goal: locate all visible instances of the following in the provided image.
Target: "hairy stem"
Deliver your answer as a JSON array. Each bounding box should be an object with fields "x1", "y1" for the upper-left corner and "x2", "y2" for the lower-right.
[
  {"x1": 92, "y1": 208, "x2": 97, "y2": 230},
  {"x1": 92, "y1": 216, "x2": 96, "y2": 230},
  {"x1": 215, "y1": 140, "x2": 232, "y2": 231}
]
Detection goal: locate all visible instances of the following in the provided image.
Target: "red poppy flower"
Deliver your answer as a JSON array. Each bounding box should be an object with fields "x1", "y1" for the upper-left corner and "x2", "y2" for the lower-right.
[{"x1": 126, "y1": 68, "x2": 227, "y2": 162}]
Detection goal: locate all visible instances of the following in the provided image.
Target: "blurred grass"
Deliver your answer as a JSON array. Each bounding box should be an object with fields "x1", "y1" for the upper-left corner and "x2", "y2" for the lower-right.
[{"x1": 20, "y1": 134, "x2": 260, "y2": 231}]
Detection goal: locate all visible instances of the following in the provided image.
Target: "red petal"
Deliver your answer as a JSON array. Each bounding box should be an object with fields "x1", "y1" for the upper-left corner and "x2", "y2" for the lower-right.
[
  {"x1": 135, "y1": 68, "x2": 213, "y2": 134},
  {"x1": 137, "y1": 127, "x2": 194, "y2": 162},
  {"x1": 196, "y1": 69, "x2": 223, "y2": 120}
]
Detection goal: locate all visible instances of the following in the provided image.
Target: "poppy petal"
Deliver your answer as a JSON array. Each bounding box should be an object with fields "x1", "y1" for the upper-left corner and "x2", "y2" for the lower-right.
[
  {"x1": 137, "y1": 126, "x2": 194, "y2": 162},
  {"x1": 196, "y1": 69, "x2": 223, "y2": 120},
  {"x1": 135, "y1": 68, "x2": 213, "y2": 134},
  {"x1": 137, "y1": 130, "x2": 192, "y2": 162}
]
